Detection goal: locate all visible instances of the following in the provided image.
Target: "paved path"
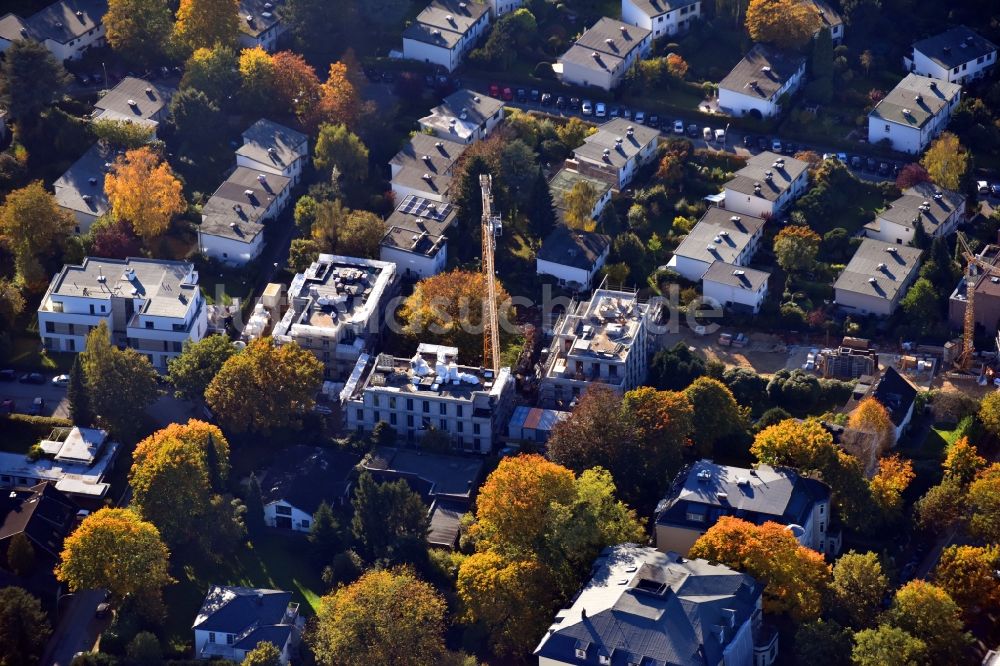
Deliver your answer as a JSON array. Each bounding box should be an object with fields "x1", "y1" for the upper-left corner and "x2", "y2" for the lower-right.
[{"x1": 41, "y1": 589, "x2": 107, "y2": 666}]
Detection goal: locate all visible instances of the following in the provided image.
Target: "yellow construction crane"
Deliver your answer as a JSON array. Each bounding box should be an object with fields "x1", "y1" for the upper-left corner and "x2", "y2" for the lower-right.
[
  {"x1": 955, "y1": 232, "x2": 1000, "y2": 371},
  {"x1": 480, "y1": 174, "x2": 501, "y2": 373}
]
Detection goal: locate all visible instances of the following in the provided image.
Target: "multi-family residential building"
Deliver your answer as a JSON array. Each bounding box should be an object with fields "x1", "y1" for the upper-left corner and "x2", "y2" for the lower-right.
[
  {"x1": 549, "y1": 167, "x2": 613, "y2": 222},
  {"x1": 0, "y1": 482, "x2": 77, "y2": 565},
  {"x1": 389, "y1": 134, "x2": 467, "y2": 203},
  {"x1": 834, "y1": 239, "x2": 922, "y2": 317},
  {"x1": 380, "y1": 195, "x2": 457, "y2": 278},
  {"x1": 486, "y1": 0, "x2": 523, "y2": 16},
  {"x1": 259, "y1": 446, "x2": 362, "y2": 532},
  {"x1": 559, "y1": 17, "x2": 652, "y2": 91},
  {"x1": 236, "y1": 119, "x2": 309, "y2": 185},
  {"x1": 341, "y1": 343, "x2": 515, "y2": 455},
  {"x1": 539, "y1": 283, "x2": 656, "y2": 407},
  {"x1": 949, "y1": 244, "x2": 1000, "y2": 334},
  {"x1": 402, "y1": 0, "x2": 492, "y2": 72},
  {"x1": 908, "y1": 26, "x2": 997, "y2": 84},
  {"x1": 655, "y1": 459, "x2": 838, "y2": 556},
  {"x1": 271, "y1": 254, "x2": 396, "y2": 381},
  {"x1": 536, "y1": 225, "x2": 611, "y2": 290},
  {"x1": 0, "y1": 426, "x2": 119, "y2": 501},
  {"x1": 92, "y1": 77, "x2": 174, "y2": 135},
  {"x1": 702, "y1": 260, "x2": 771, "y2": 314},
  {"x1": 719, "y1": 44, "x2": 807, "y2": 118},
  {"x1": 863, "y1": 182, "x2": 966, "y2": 245},
  {"x1": 722, "y1": 151, "x2": 809, "y2": 218},
  {"x1": 418, "y1": 88, "x2": 505, "y2": 144},
  {"x1": 667, "y1": 207, "x2": 767, "y2": 282},
  {"x1": 620, "y1": 0, "x2": 701, "y2": 39},
  {"x1": 38, "y1": 257, "x2": 208, "y2": 370},
  {"x1": 237, "y1": 0, "x2": 286, "y2": 52},
  {"x1": 806, "y1": 0, "x2": 843, "y2": 42},
  {"x1": 53, "y1": 143, "x2": 113, "y2": 235},
  {"x1": 193, "y1": 586, "x2": 301, "y2": 664},
  {"x1": 198, "y1": 167, "x2": 292, "y2": 266},
  {"x1": 868, "y1": 73, "x2": 961, "y2": 154},
  {"x1": 567, "y1": 118, "x2": 660, "y2": 190},
  {"x1": 0, "y1": 0, "x2": 107, "y2": 61},
  {"x1": 535, "y1": 544, "x2": 779, "y2": 666}
]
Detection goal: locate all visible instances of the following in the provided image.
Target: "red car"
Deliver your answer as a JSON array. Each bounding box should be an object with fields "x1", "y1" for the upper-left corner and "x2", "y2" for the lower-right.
[
  {"x1": 502, "y1": 87, "x2": 514, "y2": 101},
  {"x1": 489, "y1": 83, "x2": 500, "y2": 97}
]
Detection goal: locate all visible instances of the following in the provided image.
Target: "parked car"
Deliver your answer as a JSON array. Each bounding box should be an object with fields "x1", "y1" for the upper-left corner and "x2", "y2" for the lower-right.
[
  {"x1": 783, "y1": 142, "x2": 797, "y2": 155},
  {"x1": 595, "y1": 102, "x2": 607, "y2": 117},
  {"x1": 530, "y1": 89, "x2": 540, "y2": 102},
  {"x1": 555, "y1": 96, "x2": 567, "y2": 109},
  {"x1": 836, "y1": 152, "x2": 848, "y2": 163},
  {"x1": 623, "y1": 107, "x2": 632, "y2": 120},
  {"x1": 978, "y1": 180, "x2": 991, "y2": 194},
  {"x1": 674, "y1": 119, "x2": 685, "y2": 135},
  {"x1": 647, "y1": 114, "x2": 660, "y2": 129},
  {"x1": 609, "y1": 106, "x2": 620, "y2": 118},
  {"x1": 27, "y1": 397, "x2": 44, "y2": 416},
  {"x1": 52, "y1": 374, "x2": 70, "y2": 386},
  {"x1": 771, "y1": 138, "x2": 782, "y2": 152},
  {"x1": 581, "y1": 99, "x2": 593, "y2": 115},
  {"x1": 19, "y1": 373, "x2": 44, "y2": 384},
  {"x1": 569, "y1": 97, "x2": 581, "y2": 110},
  {"x1": 850, "y1": 155, "x2": 862, "y2": 168},
  {"x1": 866, "y1": 157, "x2": 877, "y2": 171},
  {"x1": 0, "y1": 369, "x2": 15, "y2": 381},
  {"x1": 687, "y1": 124, "x2": 699, "y2": 138},
  {"x1": 714, "y1": 128, "x2": 726, "y2": 143},
  {"x1": 634, "y1": 110, "x2": 646, "y2": 124},
  {"x1": 502, "y1": 87, "x2": 514, "y2": 101},
  {"x1": 540, "y1": 92, "x2": 552, "y2": 106},
  {"x1": 489, "y1": 83, "x2": 500, "y2": 97},
  {"x1": 743, "y1": 134, "x2": 755, "y2": 148},
  {"x1": 703, "y1": 127, "x2": 713, "y2": 140},
  {"x1": 515, "y1": 88, "x2": 527, "y2": 102}
]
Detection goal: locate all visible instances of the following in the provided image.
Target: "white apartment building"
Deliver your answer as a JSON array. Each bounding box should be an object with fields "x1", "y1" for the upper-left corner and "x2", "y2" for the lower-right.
[
  {"x1": 418, "y1": 88, "x2": 505, "y2": 145},
  {"x1": 722, "y1": 152, "x2": 809, "y2": 219},
  {"x1": 539, "y1": 283, "x2": 657, "y2": 408},
  {"x1": 380, "y1": 195, "x2": 457, "y2": 278},
  {"x1": 402, "y1": 0, "x2": 492, "y2": 72},
  {"x1": 569, "y1": 118, "x2": 660, "y2": 190},
  {"x1": 863, "y1": 182, "x2": 966, "y2": 245},
  {"x1": 667, "y1": 207, "x2": 767, "y2": 282},
  {"x1": 702, "y1": 261, "x2": 770, "y2": 314},
  {"x1": 868, "y1": 73, "x2": 961, "y2": 154},
  {"x1": 0, "y1": 0, "x2": 106, "y2": 61},
  {"x1": 272, "y1": 254, "x2": 396, "y2": 381},
  {"x1": 238, "y1": 0, "x2": 287, "y2": 52},
  {"x1": 389, "y1": 134, "x2": 467, "y2": 203},
  {"x1": 718, "y1": 44, "x2": 806, "y2": 118},
  {"x1": 198, "y1": 167, "x2": 292, "y2": 266},
  {"x1": 37, "y1": 257, "x2": 208, "y2": 370},
  {"x1": 559, "y1": 18, "x2": 652, "y2": 91},
  {"x1": 621, "y1": 0, "x2": 701, "y2": 40},
  {"x1": 908, "y1": 26, "x2": 997, "y2": 84},
  {"x1": 340, "y1": 343, "x2": 515, "y2": 455},
  {"x1": 236, "y1": 119, "x2": 309, "y2": 185},
  {"x1": 834, "y1": 240, "x2": 922, "y2": 317}
]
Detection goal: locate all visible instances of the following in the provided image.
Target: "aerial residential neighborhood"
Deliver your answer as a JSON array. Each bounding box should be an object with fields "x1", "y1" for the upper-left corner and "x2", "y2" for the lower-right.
[{"x1": 1, "y1": 0, "x2": 1000, "y2": 665}]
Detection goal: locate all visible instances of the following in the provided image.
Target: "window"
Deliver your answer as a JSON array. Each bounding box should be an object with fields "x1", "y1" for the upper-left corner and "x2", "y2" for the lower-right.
[
  {"x1": 390, "y1": 414, "x2": 397, "y2": 425},
  {"x1": 819, "y1": 504, "x2": 825, "y2": 515},
  {"x1": 226, "y1": 634, "x2": 234, "y2": 645},
  {"x1": 68, "y1": 339, "x2": 76, "y2": 352},
  {"x1": 473, "y1": 423, "x2": 481, "y2": 434},
  {"x1": 439, "y1": 419, "x2": 446, "y2": 430},
  {"x1": 100, "y1": 304, "x2": 105, "y2": 313},
  {"x1": 209, "y1": 632, "x2": 216, "y2": 644},
  {"x1": 275, "y1": 505, "x2": 292, "y2": 516},
  {"x1": 686, "y1": 509, "x2": 707, "y2": 523},
  {"x1": 885, "y1": 124, "x2": 891, "y2": 132},
  {"x1": 820, "y1": 522, "x2": 825, "y2": 532},
  {"x1": 374, "y1": 410, "x2": 381, "y2": 423},
  {"x1": 439, "y1": 402, "x2": 447, "y2": 415},
  {"x1": 456, "y1": 405, "x2": 463, "y2": 417},
  {"x1": 301, "y1": 520, "x2": 310, "y2": 529},
  {"x1": 45, "y1": 321, "x2": 54, "y2": 333},
  {"x1": 407, "y1": 415, "x2": 414, "y2": 427},
  {"x1": 89, "y1": 304, "x2": 95, "y2": 315},
  {"x1": 422, "y1": 401, "x2": 430, "y2": 413},
  {"x1": 356, "y1": 409, "x2": 363, "y2": 421},
  {"x1": 406, "y1": 398, "x2": 413, "y2": 410},
  {"x1": 145, "y1": 321, "x2": 153, "y2": 329},
  {"x1": 457, "y1": 421, "x2": 463, "y2": 432},
  {"x1": 978, "y1": 55, "x2": 986, "y2": 64}
]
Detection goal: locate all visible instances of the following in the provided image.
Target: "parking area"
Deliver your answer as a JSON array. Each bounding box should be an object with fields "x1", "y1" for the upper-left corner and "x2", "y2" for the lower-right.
[{"x1": 0, "y1": 373, "x2": 71, "y2": 419}]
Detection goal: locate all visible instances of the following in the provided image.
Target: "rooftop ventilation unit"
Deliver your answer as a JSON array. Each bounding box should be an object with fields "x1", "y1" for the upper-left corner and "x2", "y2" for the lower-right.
[
  {"x1": 736, "y1": 476, "x2": 750, "y2": 485},
  {"x1": 244, "y1": 189, "x2": 254, "y2": 197},
  {"x1": 267, "y1": 147, "x2": 276, "y2": 155},
  {"x1": 886, "y1": 246, "x2": 898, "y2": 253},
  {"x1": 75, "y1": 10, "x2": 83, "y2": 17},
  {"x1": 716, "y1": 492, "x2": 728, "y2": 501},
  {"x1": 696, "y1": 469, "x2": 712, "y2": 482},
  {"x1": 261, "y1": 11, "x2": 272, "y2": 18},
  {"x1": 761, "y1": 65, "x2": 771, "y2": 73},
  {"x1": 245, "y1": 14, "x2": 254, "y2": 22},
  {"x1": 877, "y1": 262, "x2": 886, "y2": 270},
  {"x1": 229, "y1": 222, "x2": 237, "y2": 229},
  {"x1": 868, "y1": 277, "x2": 877, "y2": 283},
  {"x1": 127, "y1": 99, "x2": 137, "y2": 107},
  {"x1": 434, "y1": 141, "x2": 443, "y2": 148},
  {"x1": 144, "y1": 87, "x2": 153, "y2": 94},
  {"x1": 423, "y1": 173, "x2": 432, "y2": 180},
  {"x1": 605, "y1": 38, "x2": 614, "y2": 45},
  {"x1": 719, "y1": 230, "x2": 729, "y2": 237},
  {"x1": 915, "y1": 94, "x2": 923, "y2": 103},
  {"x1": 933, "y1": 192, "x2": 943, "y2": 200},
  {"x1": 591, "y1": 51, "x2": 599, "y2": 59},
  {"x1": 733, "y1": 269, "x2": 745, "y2": 276},
  {"x1": 730, "y1": 216, "x2": 741, "y2": 223},
  {"x1": 713, "y1": 235, "x2": 722, "y2": 243},
  {"x1": 615, "y1": 137, "x2": 623, "y2": 145},
  {"x1": 81, "y1": 194, "x2": 92, "y2": 203},
  {"x1": 445, "y1": 14, "x2": 453, "y2": 20}
]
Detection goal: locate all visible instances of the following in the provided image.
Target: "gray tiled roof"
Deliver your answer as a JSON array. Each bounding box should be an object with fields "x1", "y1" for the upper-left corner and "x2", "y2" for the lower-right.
[
  {"x1": 875, "y1": 182, "x2": 965, "y2": 234},
  {"x1": 573, "y1": 117, "x2": 659, "y2": 169},
  {"x1": 869, "y1": 73, "x2": 960, "y2": 129},
  {"x1": 200, "y1": 166, "x2": 290, "y2": 243},
  {"x1": 261, "y1": 445, "x2": 361, "y2": 516},
  {"x1": 383, "y1": 195, "x2": 457, "y2": 254},
  {"x1": 236, "y1": 119, "x2": 308, "y2": 171},
  {"x1": 192, "y1": 585, "x2": 291, "y2": 633},
  {"x1": 626, "y1": 0, "x2": 699, "y2": 17},
  {"x1": 719, "y1": 43, "x2": 805, "y2": 100},
  {"x1": 672, "y1": 207, "x2": 766, "y2": 266},
  {"x1": 238, "y1": 0, "x2": 282, "y2": 39},
  {"x1": 913, "y1": 26, "x2": 997, "y2": 71},
  {"x1": 702, "y1": 260, "x2": 770, "y2": 291},
  {"x1": 535, "y1": 544, "x2": 762, "y2": 666},
  {"x1": 24, "y1": 0, "x2": 106, "y2": 43},
  {"x1": 538, "y1": 225, "x2": 610, "y2": 270},
  {"x1": 807, "y1": 0, "x2": 843, "y2": 29},
  {"x1": 0, "y1": 14, "x2": 32, "y2": 42},
  {"x1": 559, "y1": 43, "x2": 624, "y2": 73},
  {"x1": 575, "y1": 17, "x2": 650, "y2": 58},
  {"x1": 834, "y1": 238, "x2": 921, "y2": 302},
  {"x1": 725, "y1": 151, "x2": 808, "y2": 201},
  {"x1": 403, "y1": 0, "x2": 489, "y2": 48},
  {"x1": 426, "y1": 89, "x2": 504, "y2": 129},
  {"x1": 93, "y1": 77, "x2": 173, "y2": 124},
  {"x1": 53, "y1": 142, "x2": 113, "y2": 217},
  {"x1": 363, "y1": 446, "x2": 483, "y2": 500},
  {"x1": 390, "y1": 134, "x2": 466, "y2": 174}
]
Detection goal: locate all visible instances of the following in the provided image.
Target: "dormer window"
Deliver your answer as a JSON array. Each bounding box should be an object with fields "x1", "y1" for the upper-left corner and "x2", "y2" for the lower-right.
[
  {"x1": 575, "y1": 648, "x2": 588, "y2": 659},
  {"x1": 600, "y1": 656, "x2": 611, "y2": 665}
]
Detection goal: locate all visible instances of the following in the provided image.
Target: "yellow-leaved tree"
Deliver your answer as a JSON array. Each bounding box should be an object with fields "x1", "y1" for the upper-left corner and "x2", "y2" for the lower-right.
[
  {"x1": 174, "y1": 0, "x2": 239, "y2": 52},
  {"x1": 562, "y1": 181, "x2": 598, "y2": 231},
  {"x1": 745, "y1": 0, "x2": 822, "y2": 50},
  {"x1": 920, "y1": 132, "x2": 968, "y2": 191},
  {"x1": 0, "y1": 181, "x2": 73, "y2": 288},
  {"x1": 104, "y1": 146, "x2": 185, "y2": 241},
  {"x1": 869, "y1": 453, "x2": 915, "y2": 515},
  {"x1": 848, "y1": 396, "x2": 896, "y2": 455}
]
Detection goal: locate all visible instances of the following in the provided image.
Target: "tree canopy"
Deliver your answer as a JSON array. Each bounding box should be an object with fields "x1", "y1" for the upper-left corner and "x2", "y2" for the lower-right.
[
  {"x1": 104, "y1": 0, "x2": 173, "y2": 65},
  {"x1": 920, "y1": 132, "x2": 968, "y2": 191},
  {"x1": 0, "y1": 181, "x2": 73, "y2": 287},
  {"x1": 0, "y1": 586, "x2": 51, "y2": 666},
  {"x1": 104, "y1": 146, "x2": 185, "y2": 241},
  {"x1": 351, "y1": 472, "x2": 428, "y2": 565},
  {"x1": 830, "y1": 551, "x2": 888, "y2": 629},
  {"x1": 174, "y1": 0, "x2": 239, "y2": 51},
  {"x1": 774, "y1": 225, "x2": 822, "y2": 273},
  {"x1": 167, "y1": 334, "x2": 237, "y2": 402},
  {"x1": 0, "y1": 40, "x2": 70, "y2": 121},
  {"x1": 745, "y1": 0, "x2": 822, "y2": 49},
  {"x1": 885, "y1": 580, "x2": 969, "y2": 663}
]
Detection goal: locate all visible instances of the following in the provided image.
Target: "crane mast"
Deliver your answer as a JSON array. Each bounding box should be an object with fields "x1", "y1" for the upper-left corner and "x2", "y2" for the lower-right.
[
  {"x1": 480, "y1": 174, "x2": 501, "y2": 373},
  {"x1": 955, "y1": 232, "x2": 1000, "y2": 372}
]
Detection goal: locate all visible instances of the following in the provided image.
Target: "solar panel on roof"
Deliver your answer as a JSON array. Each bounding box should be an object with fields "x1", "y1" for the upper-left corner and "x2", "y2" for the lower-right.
[{"x1": 398, "y1": 195, "x2": 452, "y2": 220}]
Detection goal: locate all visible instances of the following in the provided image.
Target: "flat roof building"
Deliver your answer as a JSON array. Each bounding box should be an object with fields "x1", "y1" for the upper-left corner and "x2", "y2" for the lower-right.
[{"x1": 0, "y1": 427, "x2": 120, "y2": 500}]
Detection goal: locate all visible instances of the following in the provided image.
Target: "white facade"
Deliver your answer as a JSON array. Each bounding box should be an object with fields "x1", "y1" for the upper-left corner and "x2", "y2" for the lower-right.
[
  {"x1": 910, "y1": 27, "x2": 997, "y2": 84},
  {"x1": 198, "y1": 231, "x2": 265, "y2": 266},
  {"x1": 488, "y1": 0, "x2": 523, "y2": 16},
  {"x1": 236, "y1": 119, "x2": 309, "y2": 185},
  {"x1": 867, "y1": 74, "x2": 961, "y2": 155},
  {"x1": 559, "y1": 18, "x2": 652, "y2": 91},
  {"x1": 263, "y1": 500, "x2": 312, "y2": 533},
  {"x1": 867, "y1": 109, "x2": 957, "y2": 155},
  {"x1": 722, "y1": 177, "x2": 808, "y2": 218},
  {"x1": 702, "y1": 270, "x2": 769, "y2": 314},
  {"x1": 193, "y1": 630, "x2": 292, "y2": 664},
  {"x1": 536, "y1": 254, "x2": 607, "y2": 290},
  {"x1": 914, "y1": 48, "x2": 996, "y2": 83},
  {"x1": 621, "y1": 0, "x2": 701, "y2": 40},
  {"x1": 718, "y1": 64, "x2": 805, "y2": 118},
  {"x1": 380, "y1": 241, "x2": 448, "y2": 279},
  {"x1": 402, "y1": 1, "x2": 492, "y2": 73}
]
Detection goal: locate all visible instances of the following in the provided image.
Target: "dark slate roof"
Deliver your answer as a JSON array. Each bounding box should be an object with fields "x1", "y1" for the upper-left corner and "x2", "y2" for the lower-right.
[
  {"x1": 238, "y1": 0, "x2": 283, "y2": 39},
  {"x1": 24, "y1": 0, "x2": 106, "y2": 44},
  {"x1": 834, "y1": 239, "x2": 921, "y2": 303},
  {"x1": 869, "y1": 73, "x2": 961, "y2": 129},
  {"x1": 655, "y1": 460, "x2": 830, "y2": 533},
  {"x1": 233, "y1": 624, "x2": 292, "y2": 651},
  {"x1": 429, "y1": 89, "x2": 504, "y2": 129},
  {"x1": 403, "y1": 0, "x2": 490, "y2": 48},
  {"x1": 428, "y1": 497, "x2": 467, "y2": 548},
  {"x1": 200, "y1": 166, "x2": 291, "y2": 243},
  {"x1": 192, "y1": 585, "x2": 292, "y2": 633},
  {"x1": 53, "y1": 142, "x2": 113, "y2": 217},
  {"x1": 260, "y1": 445, "x2": 362, "y2": 516},
  {"x1": 871, "y1": 367, "x2": 917, "y2": 427},
  {"x1": 671, "y1": 207, "x2": 766, "y2": 266},
  {"x1": 719, "y1": 44, "x2": 805, "y2": 100},
  {"x1": 874, "y1": 182, "x2": 965, "y2": 235},
  {"x1": 725, "y1": 151, "x2": 808, "y2": 202},
  {"x1": 236, "y1": 119, "x2": 308, "y2": 171},
  {"x1": 362, "y1": 446, "x2": 483, "y2": 501},
  {"x1": 93, "y1": 77, "x2": 173, "y2": 124},
  {"x1": 535, "y1": 544, "x2": 762, "y2": 666},
  {"x1": 701, "y1": 260, "x2": 770, "y2": 291},
  {"x1": 626, "y1": 0, "x2": 699, "y2": 17},
  {"x1": 538, "y1": 225, "x2": 610, "y2": 270},
  {"x1": 0, "y1": 482, "x2": 77, "y2": 559},
  {"x1": 913, "y1": 26, "x2": 997, "y2": 71}
]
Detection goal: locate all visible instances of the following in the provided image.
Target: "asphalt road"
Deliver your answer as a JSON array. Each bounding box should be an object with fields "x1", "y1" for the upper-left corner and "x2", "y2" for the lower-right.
[
  {"x1": 41, "y1": 589, "x2": 108, "y2": 666},
  {"x1": 0, "y1": 376, "x2": 70, "y2": 418}
]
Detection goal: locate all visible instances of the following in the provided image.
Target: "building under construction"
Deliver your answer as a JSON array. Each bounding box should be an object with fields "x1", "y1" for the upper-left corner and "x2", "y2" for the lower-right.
[{"x1": 818, "y1": 338, "x2": 878, "y2": 379}]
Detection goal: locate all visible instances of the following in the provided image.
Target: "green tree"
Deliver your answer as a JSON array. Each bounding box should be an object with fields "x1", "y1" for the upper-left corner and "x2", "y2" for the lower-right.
[
  {"x1": 684, "y1": 377, "x2": 745, "y2": 456},
  {"x1": 289, "y1": 238, "x2": 320, "y2": 273},
  {"x1": 794, "y1": 619, "x2": 854, "y2": 666},
  {"x1": 852, "y1": 625, "x2": 927, "y2": 666},
  {"x1": 169, "y1": 87, "x2": 220, "y2": 149},
  {"x1": 314, "y1": 123, "x2": 369, "y2": 185},
  {"x1": 5, "y1": 533, "x2": 35, "y2": 577},
  {"x1": 830, "y1": 551, "x2": 889, "y2": 629},
  {"x1": 969, "y1": 463, "x2": 1000, "y2": 542},
  {"x1": 66, "y1": 356, "x2": 93, "y2": 426},
  {"x1": 0, "y1": 586, "x2": 51, "y2": 666},
  {"x1": 205, "y1": 337, "x2": 323, "y2": 434},
  {"x1": 167, "y1": 334, "x2": 236, "y2": 402},
  {"x1": 351, "y1": 472, "x2": 428, "y2": 564},
  {"x1": 126, "y1": 631, "x2": 162, "y2": 665},
  {"x1": 812, "y1": 27, "x2": 834, "y2": 79},
  {"x1": 285, "y1": 0, "x2": 347, "y2": 56},
  {"x1": 900, "y1": 278, "x2": 940, "y2": 333},
  {"x1": 0, "y1": 181, "x2": 73, "y2": 288},
  {"x1": 0, "y1": 40, "x2": 70, "y2": 121},
  {"x1": 104, "y1": 0, "x2": 173, "y2": 65},
  {"x1": 499, "y1": 139, "x2": 540, "y2": 209},
  {"x1": 173, "y1": 0, "x2": 239, "y2": 51},
  {"x1": 915, "y1": 476, "x2": 965, "y2": 532},
  {"x1": 309, "y1": 501, "x2": 343, "y2": 564},
  {"x1": 979, "y1": 392, "x2": 1000, "y2": 438},
  {"x1": 294, "y1": 194, "x2": 320, "y2": 235},
  {"x1": 562, "y1": 181, "x2": 599, "y2": 231},
  {"x1": 180, "y1": 45, "x2": 240, "y2": 106},
  {"x1": 722, "y1": 367, "x2": 768, "y2": 413},
  {"x1": 648, "y1": 342, "x2": 707, "y2": 390},
  {"x1": 886, "y1": 580, "x2": 970, "y2": 663},
  {"x1": 527, "y1": 169, "x2": 556, "y2": 239},
  {"x1": 242, "y1": 641, "x2": 282, "y2": 666},
  {"x1": 91, "y1": 119, "x2": 156, "y2": 149},
  {"x1": 774, "y1": 225, "x2": 822, "y2": 273},
  {"x1": 244, "y1": 472, "x2": 265, "y2": 539}
]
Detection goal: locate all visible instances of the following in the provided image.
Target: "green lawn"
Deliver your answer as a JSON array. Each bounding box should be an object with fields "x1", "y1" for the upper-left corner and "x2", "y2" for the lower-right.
[
  {"x1": 4, "y1": 335, "x2": 75, "y2": 372},
  {"x1": 197, "y1": 268, "x2": 255, "y2": 306},
  {"x1": 164, "y1": 535, "x2": 326, "y2": 653}
]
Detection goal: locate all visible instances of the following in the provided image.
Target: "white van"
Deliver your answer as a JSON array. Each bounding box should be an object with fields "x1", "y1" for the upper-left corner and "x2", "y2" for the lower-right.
[{"x1": 714, "y1": 128, "x2": 726, "y2": 142}]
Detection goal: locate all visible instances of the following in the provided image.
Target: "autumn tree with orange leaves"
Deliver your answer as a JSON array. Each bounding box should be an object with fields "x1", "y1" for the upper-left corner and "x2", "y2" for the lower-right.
[
  {"x1": 272, "y1": 51, "x2": 322, "y2": 129},
  {"x1": 848, "y1": 396, "x2": 895, "y2": 454},
  {"x1": 689, "y1": 517, "x2": 831, "y2": 620},
  {"x1": 933, "y1": 544, "x2": 1000, "y2": 617},
  {"x1": 104, "y1": 146, "x2": 185, "y2": 241},
  {"x1": 869, "y1": 453, "x2": 915, "y2": 516},
  {"x1": 317, "y1": 61, "x2": 361, "y2": 129},
  {"x1": 943, "y1": 436, "x2": 986, "y2": 485}
]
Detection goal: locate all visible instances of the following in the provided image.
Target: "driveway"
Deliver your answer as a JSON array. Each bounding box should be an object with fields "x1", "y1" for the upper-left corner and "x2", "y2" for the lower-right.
[
  {"x1": 0, "y1": 376, "x2": 69, "y2": 418},
  {"x1": 41, "y1": 589, "x2": 108, "y2": 666}
]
